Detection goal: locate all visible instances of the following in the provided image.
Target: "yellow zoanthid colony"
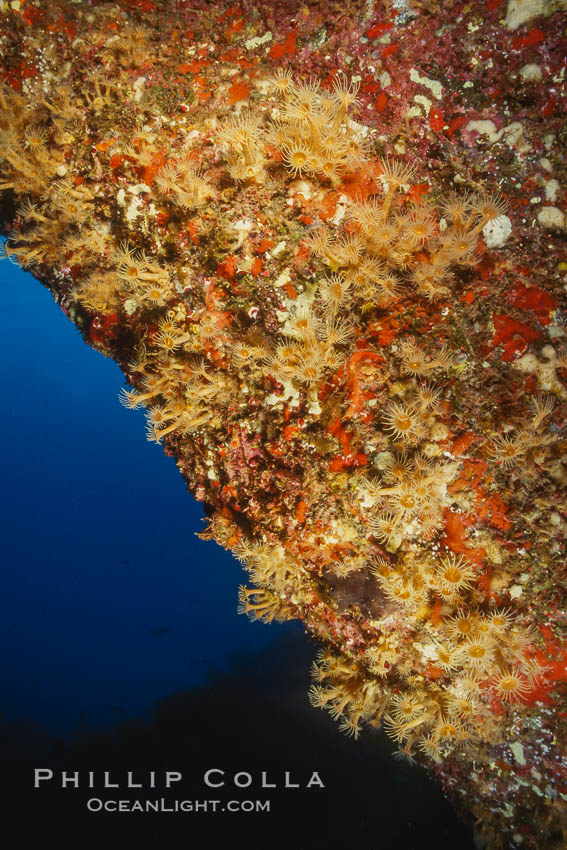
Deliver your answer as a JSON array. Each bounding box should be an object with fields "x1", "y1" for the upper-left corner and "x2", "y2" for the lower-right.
[{"x1": 0, "y1": 48, "x2": 547, "y2": 757}]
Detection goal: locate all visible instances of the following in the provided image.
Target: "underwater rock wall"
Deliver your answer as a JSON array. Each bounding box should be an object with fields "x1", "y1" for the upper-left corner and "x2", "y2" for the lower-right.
[{"x1": 1, "y1": 0, "x2": 566, "y2": 846}]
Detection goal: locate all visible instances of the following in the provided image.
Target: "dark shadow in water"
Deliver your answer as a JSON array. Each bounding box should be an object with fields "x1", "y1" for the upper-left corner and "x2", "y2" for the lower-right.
[{"x1": 1, "y1": 632, "x2": 475, "y2": 850}]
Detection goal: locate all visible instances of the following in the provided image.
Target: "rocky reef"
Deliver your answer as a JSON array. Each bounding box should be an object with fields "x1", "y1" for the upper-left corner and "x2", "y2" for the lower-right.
[{"x1": 1, "y1": 0, "x2": 566, "y2": 846}]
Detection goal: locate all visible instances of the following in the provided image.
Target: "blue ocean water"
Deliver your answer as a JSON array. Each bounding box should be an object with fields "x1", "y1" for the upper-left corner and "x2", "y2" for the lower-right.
[
  {"x1": 0, "y1": 246, "x2": 477, "y2": 850},
  {"x1": 0, "y1": 248, "x2": 293, "y2": 738}
]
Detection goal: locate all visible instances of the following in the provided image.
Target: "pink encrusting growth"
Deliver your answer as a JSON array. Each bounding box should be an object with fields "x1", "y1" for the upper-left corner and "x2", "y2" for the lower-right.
[{"x1": 1, "y1": 0, "x2": 567, "y2": 847}]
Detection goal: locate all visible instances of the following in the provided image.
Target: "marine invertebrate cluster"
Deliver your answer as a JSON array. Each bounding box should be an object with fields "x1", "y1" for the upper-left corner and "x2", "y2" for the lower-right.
[{"x1": 1, "y1": 1, "x2": 566, "y2": 847}]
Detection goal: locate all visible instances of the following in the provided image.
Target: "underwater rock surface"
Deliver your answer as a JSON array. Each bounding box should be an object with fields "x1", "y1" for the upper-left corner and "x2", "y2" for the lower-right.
[{"x1": 1, "y1": 0, "x2": 566, "y2": 846}]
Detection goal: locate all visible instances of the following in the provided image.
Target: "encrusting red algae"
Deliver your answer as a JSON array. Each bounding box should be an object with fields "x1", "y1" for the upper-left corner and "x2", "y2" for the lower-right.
[{"x1": 1, "y1": 0, "x2": 566, "y2": 846}]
